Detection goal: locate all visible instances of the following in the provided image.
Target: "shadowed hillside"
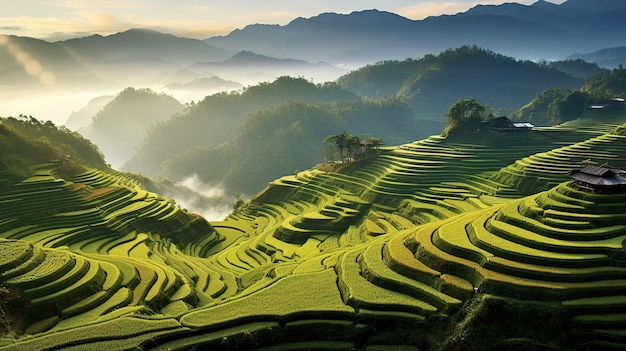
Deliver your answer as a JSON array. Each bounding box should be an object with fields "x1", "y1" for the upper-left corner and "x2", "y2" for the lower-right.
[
  {"x1": 159, "y1": 98, "x2": 425, "y2": 195},
  {"x1": 512, "y1": 65, "x2": 626, "y2": 125},
  {"x1": 122, "y1": 76, "x2": 360, "y2": 177},
  {"x1": 338, "y1": 46, "x2": 582, "y2": 120}
]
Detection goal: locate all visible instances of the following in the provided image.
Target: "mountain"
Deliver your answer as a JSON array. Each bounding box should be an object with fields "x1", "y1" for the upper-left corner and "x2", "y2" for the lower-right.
[
  {"x1": 567, "y1": 47, "x2": 626, "y2": 69},
  {"x1": 338, "y1": 46, "x2": 582, "y2": 119},
  {"x1": 545, "y1": 59, "x2": 605, "y2": 79},
  {"x1": 63, "y1": 95, "x2": 114, "y2": 131},
  {"x1": 0, "y1": 35, "x2": 86, "y2": 88},
  {"x1": 0, "y1": 29, "x2": 234, "y2": 91},
  {"x1": 80, "y1": 87, "x2": 184, "y2": 168},
  {"x1": 160, "y1": 98, "x2": 427, "y2": 195},
  {"x1": 164, "y1": 76, "x2": 243, "y2": 92},
  {"x1": 205, "y1": 0, "x2": 626, "y2": 66},
  {"x1": 58, "y1": 28, "x2": 231, "y2": 66},
  {"x1": 512, "y1": 66, "x2": 626, "y2": 125},
  {"x1": 188, "y1": 51, "x2": 346, "y2": 85},
  {"x1": 122, "y1": 76, "x2": 359, "y2": 177}
]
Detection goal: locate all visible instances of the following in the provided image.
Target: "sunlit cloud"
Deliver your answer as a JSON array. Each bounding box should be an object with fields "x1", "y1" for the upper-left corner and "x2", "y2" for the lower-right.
[
  {"x1": 231, "y1": 11, "x2": 306, "y2": 25},
  {"x1": 396, "y1": 0, "x2": 566, "y2": 20},
  {"x1": 44, "y1": 0, "x2": 152, "y2": 10},
  {"x1": 0, "y1": 12, "x2": 134, "y2": 40},
  {"x1": 397, "y1": 1, "x2": 482, "y2": 20}
]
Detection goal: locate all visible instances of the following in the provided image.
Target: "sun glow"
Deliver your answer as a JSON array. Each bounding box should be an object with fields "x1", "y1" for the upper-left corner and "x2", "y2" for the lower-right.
[{"x1": 0, "y1": 34, "x2": 56, "y2": 85}]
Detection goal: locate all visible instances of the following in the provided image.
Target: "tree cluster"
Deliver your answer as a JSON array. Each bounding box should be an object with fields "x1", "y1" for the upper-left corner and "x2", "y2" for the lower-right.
[
  {"x1": 323, "y1": 131, "x2": 383, "y2": 163},
  {"x1": 442, "y1": 99, "x2": 488, "y2": 135}
]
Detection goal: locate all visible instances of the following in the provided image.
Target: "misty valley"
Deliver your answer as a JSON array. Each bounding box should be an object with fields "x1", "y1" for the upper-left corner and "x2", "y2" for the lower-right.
[{"x1": 2, "y1": 0, "x2": 626, "y2": 350}]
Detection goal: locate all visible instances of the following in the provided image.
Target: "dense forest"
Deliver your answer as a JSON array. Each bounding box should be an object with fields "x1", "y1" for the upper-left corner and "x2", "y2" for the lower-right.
[
  {"x1": 512, "y1": 65, "x2": 626, "y2": 125},
  {"x1": 160, "y1": 98, "x2": 418, "y2": 194},
  {"x1": 123, "y1": 77, "x2": 359, "y2": 176},
  {"x1": 338, "y1": 46, "x2": 585, "y2": 118},
  {"x1": 114, "y1": 46, "x2": 600, "y2": 198}
]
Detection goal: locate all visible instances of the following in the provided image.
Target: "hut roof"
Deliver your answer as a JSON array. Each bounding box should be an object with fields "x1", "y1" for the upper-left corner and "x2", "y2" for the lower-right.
[{"x1": 570, "y1": 165, "x2": 626, "y2": 186}]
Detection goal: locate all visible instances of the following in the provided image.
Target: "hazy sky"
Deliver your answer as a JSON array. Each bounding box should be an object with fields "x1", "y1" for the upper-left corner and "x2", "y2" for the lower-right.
[{"x1": 1, "y1": 0, "x2": 566, "y2": 41}]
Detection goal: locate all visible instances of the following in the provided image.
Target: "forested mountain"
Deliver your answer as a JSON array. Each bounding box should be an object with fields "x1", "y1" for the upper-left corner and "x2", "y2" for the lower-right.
[
  {"x1": 338, "y1": 46, "x2": 582, "y2": 119},
  {"x1": 544, "y1": 59, "x2": 605, "y2": 79},
  {"x1": 123, "y1": 77, "x2": 359, "y2": 176},
  {"x1": 512, "y1": 66, "x2": 626, "y2": 125},
  {"x1": 80, "y1": 88, "x2": 184, "y2": 168},
  {"x1": 160, "y1": 98, "x2": 422, "y2": 194}
]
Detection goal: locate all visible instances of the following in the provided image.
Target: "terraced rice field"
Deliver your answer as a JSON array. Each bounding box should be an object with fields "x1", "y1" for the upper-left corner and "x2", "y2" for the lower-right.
[{"x1": 2, "y1": 114, "x2": 626, "y2": 350}]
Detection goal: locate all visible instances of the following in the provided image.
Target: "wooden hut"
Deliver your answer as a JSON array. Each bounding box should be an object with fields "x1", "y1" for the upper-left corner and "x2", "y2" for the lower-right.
[{"x1": 569, "y1": 165, "x2": 626, "y2": 193}]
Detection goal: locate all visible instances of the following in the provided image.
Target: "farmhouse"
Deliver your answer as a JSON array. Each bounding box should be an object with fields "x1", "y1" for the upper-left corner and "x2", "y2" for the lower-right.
[
  {"x1": 569, "y1": 165, "x2": 626, "y2": 193},
  {"x1": 484, "y1": 116, "x2": 534, "y2": 133}
]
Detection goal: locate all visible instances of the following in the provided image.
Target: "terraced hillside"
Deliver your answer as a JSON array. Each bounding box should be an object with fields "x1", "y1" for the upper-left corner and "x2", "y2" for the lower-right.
[{"x1": 1, "y1": 112, "x2": 626, "y2": 350}]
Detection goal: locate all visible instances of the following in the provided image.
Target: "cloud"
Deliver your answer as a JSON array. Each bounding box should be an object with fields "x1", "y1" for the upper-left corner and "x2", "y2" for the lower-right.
[
  {"x1": 180, "y1": 174, "x2": 226, "y2": 198},
  {"x1": 45, "y1": 0, "x2": 152, "y2": 10},
  {"x1": 0, "y1": 12, "x2": 135, "y2": 40},
  {"x1": 396, "y1": 0, "x2": 566, "y2": 20},
  {"x1": 396, "y1": 1, "x2": 478, "y2": 19},
  {"x1": 0, "y1": 26, "x2": 21, "y2": 31},
  {"x1": 166, "y1": 174, "x2": 237, "y2": 221}
]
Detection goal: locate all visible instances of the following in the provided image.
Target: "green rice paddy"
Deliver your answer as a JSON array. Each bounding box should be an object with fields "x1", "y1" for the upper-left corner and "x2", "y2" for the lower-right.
[{"x1": 2, "y1": 113, "x2": 626, "y2": 349}]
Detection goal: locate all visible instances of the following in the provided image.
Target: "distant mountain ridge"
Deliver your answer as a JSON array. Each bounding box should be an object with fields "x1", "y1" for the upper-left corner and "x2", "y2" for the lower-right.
[
  {"x1": 568, "y1": 47, "x2": 626, "y2": 69},
  {"x1": 205, "y1": 0, "x2": 626, "y2": 66},
  {"x1": 59, "y1": 28, "x2": 231, "y2": 65}
]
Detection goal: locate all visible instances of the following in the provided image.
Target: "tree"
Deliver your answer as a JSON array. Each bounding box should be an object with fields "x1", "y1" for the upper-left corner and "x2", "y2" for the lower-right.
[
  {"x1": 323, "y1": 133, "x2": 345, "y2": 162},
  {"x1": 323, "y1": 132, "x2": 384, "y2": 162},
  {"x1": 443, "y1": 99, "x2": 487, "y2": 134},
  {"x1": 345, "y1": 133, "x2": 361, "y2": 161}
]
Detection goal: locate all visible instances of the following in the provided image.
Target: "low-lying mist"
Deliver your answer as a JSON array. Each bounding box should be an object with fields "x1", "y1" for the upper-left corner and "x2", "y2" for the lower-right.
[{"x1": 159, "y1": 173, "x2": 240, "y2": 222}]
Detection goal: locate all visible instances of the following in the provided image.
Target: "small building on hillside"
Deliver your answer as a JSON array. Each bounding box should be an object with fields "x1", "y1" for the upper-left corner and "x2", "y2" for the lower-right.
[
  {"x1": 569, "y1": 165, "x2": 626, "y2": 193},
  {"x1": 588, "y1": 104, "x2": 609, "y2": 111},
  {"x1": 484, "y1": 116, "x2": 534, "y2": 133}
]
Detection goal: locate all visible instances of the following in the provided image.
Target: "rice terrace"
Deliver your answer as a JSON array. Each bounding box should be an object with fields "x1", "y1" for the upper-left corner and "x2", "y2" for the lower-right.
[
  {"x1": 3, "y1": 0, "x2": 626, "y2": 350},
  {"x1": 1, "y1": 105, "x2": 626, "y2": 350}
]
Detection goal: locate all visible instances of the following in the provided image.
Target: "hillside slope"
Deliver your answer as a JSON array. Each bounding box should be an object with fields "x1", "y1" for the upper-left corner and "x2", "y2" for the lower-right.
[{"x1": 2, "y1": 111, "x2": 626, "y2": 350}]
